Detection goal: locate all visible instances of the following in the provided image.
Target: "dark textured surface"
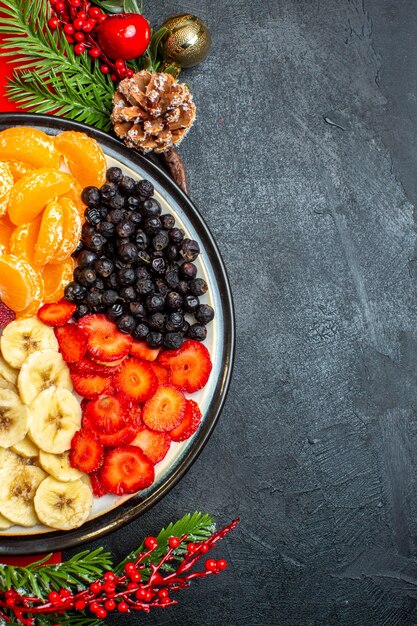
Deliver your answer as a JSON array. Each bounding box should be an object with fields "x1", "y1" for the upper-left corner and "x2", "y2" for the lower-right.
[{"x1": 65, "y1": 1, "x2": 417, "y2": 624}]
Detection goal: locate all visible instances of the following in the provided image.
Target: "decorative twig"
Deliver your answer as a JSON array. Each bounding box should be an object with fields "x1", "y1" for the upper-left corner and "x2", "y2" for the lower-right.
[
  {"x1": 160, "y1": 148, "x2": 188, "y2": 194},
  {"x1": 0, "y1": 517, "x2": 238, "y2": 625}
]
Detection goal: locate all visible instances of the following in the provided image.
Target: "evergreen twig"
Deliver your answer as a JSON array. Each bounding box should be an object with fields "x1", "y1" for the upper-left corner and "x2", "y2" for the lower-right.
[
  {"x1": 0, "y1": 0, "x2": 115, "y2": 129},
  {"x1": 116, "y1": 512, "x2": 215, "y2": 574}
]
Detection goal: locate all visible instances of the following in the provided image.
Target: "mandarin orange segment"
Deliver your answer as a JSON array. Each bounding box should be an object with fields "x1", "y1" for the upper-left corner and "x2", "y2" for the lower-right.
[
  {"x1": 51, "y1": 197, "x2": 82, "y2": 263},
  {"x1": 61, "y1": 179, "x2": 86, "y2": 220},
  {"x1": 5, "y1": 160, "x2": 34, "y2": 181},
  {"x1": 54, "y1": 131, "x2": 106, "y2": 188},
  {"x1": 0, "y1": 193, "x2": 11, "y2": 219},
  {"x1": 8, "y1": 168, "x2": 72, "y2": 225},
  {"x1": 34, "y1": 200, "x2": 64, "y2": 266},
  {"x1": 15, "y1": 297, "x2": 43, "y2": 320},
  {"x1": 0, "y1": 215, "x2": 14, "y2": 254},
  {"x1": 0, "y1": 127, "x2": 61, "y2": 169},
  {"x1": 0, "y1": 163, "x2": 14, "y2": 218},
  {"x1": 42, "y1": 258, "x2": 75, "y2": 304},
  {"x1": 0, "y1": 162, "x2": 14, "y2": 199},
  {"x1": 9, "y1": 216, "x2": 42, "y2": 268},
  {"x1": 0, "y1": 254, "x2": 42, "y2": 312}
]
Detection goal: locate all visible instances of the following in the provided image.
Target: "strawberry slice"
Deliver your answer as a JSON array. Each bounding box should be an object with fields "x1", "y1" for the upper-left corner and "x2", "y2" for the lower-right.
[
  {"x1": 130, "y1": 340, "x2": 161, "y2": 361},
  {"x1": 129, "y1": 403, "x2": 143, "y2": 427},
  {"x1": 71, "y1": 356, "x2": 121, "y2": 376},
  {"x1": 0, "y1": 300, "x2": 15, "y2": 328},
  {"x1": 158, "y1": 340, "x2": 212, "y2": 393},
  {"x1": 169, "y1": 399, "x2": 202, "y2": 442},
  {"x1": 142, "y1": 385, "x2": 186, "y2": 432},
  {"x1": 69, "y1": 430, "x2": 104, "y2": 473},
  {"x1": 71, "y1": 371, "x2": 111, "y2": 398},
  {"x1": 95, "y1": 423, "x2": 139, "y2": 447},
  {"x1": 92, "y1": 356, "x2": 127, "y2": 367},
  {"x1": 115, "y1": 358, "x2": 158, "y2": 403},
  {"x1": 79, "y1": 314, "x2": 133, "y2": 362},
  {"x1": 99, "y1": 445, "x2": 155, "y2": 495},
  {"x1": 149, "y1": 361, "x2": 170, "y2": 385},
  {"x1": 55, "y1": 324, "x2": 88, "y2": 363},
  {"x1": 89, "y1": 471, "x2": 107, "y2": 497},
  {"x1": 131, "y1": 426, "x2": 171, "y2": 464},
  {"x1": 83, "y1": 394, "x2": 130, "y2": 434},
  {"x1": 38, "y1": 299, "x2": 76, "y2": 327}
]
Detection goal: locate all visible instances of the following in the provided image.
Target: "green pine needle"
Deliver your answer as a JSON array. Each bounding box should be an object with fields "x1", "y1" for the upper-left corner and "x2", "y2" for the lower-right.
[
  {"x1": 0, "y1": 0, "x2": 115, "y2": 130},
  {"x1": 0, "y1": 513, "x2": 215, "y2": 604},
  {"x1": 116, "y1": 511, "x2": 215, "y2": 575},
  {"x1": 0, "y1": 548, "x2": 113, "y2": 600}
]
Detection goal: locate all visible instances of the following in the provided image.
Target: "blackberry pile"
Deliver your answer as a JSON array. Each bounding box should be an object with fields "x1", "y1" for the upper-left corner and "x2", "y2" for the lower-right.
[{"x1": 65, "y1": 167, "x2": 214, "y2": 350}]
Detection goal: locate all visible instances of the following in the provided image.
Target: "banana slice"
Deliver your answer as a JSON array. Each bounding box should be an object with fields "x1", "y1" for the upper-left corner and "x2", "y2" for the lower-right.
[
  {"x1": 0, "y1": 447, "x2": 34, "y2": 470},
  {"x1": 11, "y1": 436, "x2": 38, "y2": 458},
  {"x1": 38, "y1": 450, "x2": 83, "y2": 482},
  {"x1": 18, "y1": 349, "x2": 72, "y2": 405},
  {"x1": 0, "y1": 389, "x2": 29, "y2": 448},
  {"x1": 0, "y1": 514, "x2": 12, "y2": 530},
  {"x1": 34, "y1": 476, "x2": 93, "y2": 530},
  {"x1": 0, "y1": 465, "x2": 46, "y2": 527},
  {"x1": 1, "y1": 317, "x2": 58, "y2": 369},
  {"x1": 28, "y1": 387, "x2": 81, "y2": 454},
  {"x1": 0, "y1": 354, "x2": 18, "y2": 385},
  {"x1": 0, "y1": 376, "x2": 16, "y2": 392}
]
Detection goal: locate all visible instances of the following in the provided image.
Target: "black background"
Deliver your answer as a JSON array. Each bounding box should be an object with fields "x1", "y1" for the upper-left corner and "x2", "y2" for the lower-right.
[{"x1": 66, "y1": 1, "x2": 417, "y2": 624}]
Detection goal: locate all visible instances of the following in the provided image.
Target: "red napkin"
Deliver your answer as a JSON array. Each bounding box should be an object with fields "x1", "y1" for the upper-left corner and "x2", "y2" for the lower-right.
[
  {"x1": 0, "y1": 26, "x2": 62, "y2": 567},
  {"x1": 0, "y1": 553, "x2": 62, "y2": 566},
  {"x1": 0, "y1": 32, "x2": 19, "y2": 112}
]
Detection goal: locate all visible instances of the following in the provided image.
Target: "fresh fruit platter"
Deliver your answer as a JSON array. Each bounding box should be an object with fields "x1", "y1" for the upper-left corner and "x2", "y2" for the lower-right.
[{"x1": 0, "y1": 114, "x2": 234, "y2": 553}]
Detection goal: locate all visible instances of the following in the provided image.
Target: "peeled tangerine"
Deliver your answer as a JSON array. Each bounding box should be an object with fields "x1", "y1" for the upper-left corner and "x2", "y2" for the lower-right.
[
  {"x1": 10, "y1": 216, "x2": 42, "y2": 268},
  {"x1": 0, "y1": 162, "x2": 14, "y2": 218},
  {"x1": 34, "y1": 200, "x2": 64, "y2": 266},
  {"x1": 6, "y1": 160, "x2": 34, "y2": 182},
  {"x1": 0, "y1": 127, "x2": 61, "y2": 169},
  {"x1": 42, "y1": 258, "x2": 75, "y2": 304},
  {"x1": 54, "y1": 131, "x2": 106, "y2": 189},
  {"x1": 8, "y1": 168, "x2": 72, "y2": 226},
  {"x1": 0, "y1": 254, "x2": 43, "y2": 312},
  {"x1": 61, "y1": 178, "x2": 86, "y2": 220},
  {"x1": 0, "y1": 215, "x2": 14, "y2": 254},
  {"x1": 51, "y1": 197, "x2": 82, "y2": 263}
]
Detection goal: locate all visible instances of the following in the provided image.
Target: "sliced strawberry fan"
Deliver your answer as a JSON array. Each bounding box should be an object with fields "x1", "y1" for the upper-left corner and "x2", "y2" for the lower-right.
[
  {"x1": 38, "y1": 299, "x2": 76, "y2": 326},
  {"x1": 78, "y1": 314, "x2": 133, "y2": 362},
  {"x1": 158, "y1": 340, "x2": 212, "y2": 393},
  {"x1": 142, "y1": 385, "x2": 186, "y2": 432},
  {"x1": 99, "y1": 446, "x2": 155, "y2": 495},
  {"x1": 131, "y1": 427, "x2": 171, "y2": 464},
  {"x1": 55, "y1": 324, "x2": 87, "y2": 363},
  {"x1": 115, "y1": 357, "x2": 158, "y2": 403}
]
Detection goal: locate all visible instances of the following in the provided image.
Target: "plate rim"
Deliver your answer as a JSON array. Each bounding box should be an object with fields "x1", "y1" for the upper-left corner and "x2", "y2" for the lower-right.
[{"x1": 0, "y1": 112, "x2": 235, "y2": 555}]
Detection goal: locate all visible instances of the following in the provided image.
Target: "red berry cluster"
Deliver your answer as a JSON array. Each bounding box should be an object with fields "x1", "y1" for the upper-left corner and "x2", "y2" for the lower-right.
[
  {"x1": 48, "y1": 0, "x2": 134, "y2": 81},
  {"x1": 0, "y1": 520, "x2": 238, "y2": 626}
]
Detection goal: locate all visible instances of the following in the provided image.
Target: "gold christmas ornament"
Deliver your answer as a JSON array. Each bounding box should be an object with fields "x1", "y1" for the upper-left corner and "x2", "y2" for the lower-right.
[
  {"x1": 160, "y1": 14, "x2": 212, "y2": 71},
  {"x1": 111, "y1": 70, "x2": 196, "y2": 154}
]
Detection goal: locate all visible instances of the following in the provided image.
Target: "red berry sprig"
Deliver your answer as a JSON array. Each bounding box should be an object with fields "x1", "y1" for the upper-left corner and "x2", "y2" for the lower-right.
[
  {"x1": 47, "y1": 0, "x2": 136, "y2": 81},
  {"x1": 0, "y1": 519, "x2": 238, "y2": 625}
]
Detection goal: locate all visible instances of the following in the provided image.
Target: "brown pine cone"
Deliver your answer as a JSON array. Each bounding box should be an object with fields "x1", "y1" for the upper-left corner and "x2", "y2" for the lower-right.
[{"x1": 111, "y1": 70, "x2": 196, "y2": 154}]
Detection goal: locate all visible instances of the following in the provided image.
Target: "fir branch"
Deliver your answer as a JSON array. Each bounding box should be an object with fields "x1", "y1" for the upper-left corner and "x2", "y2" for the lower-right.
[
  {"x1": 0, "y1": 548, "x2": 112, "y2": 601},
  {"x1": 7, "y1": 71, "x2": 113, "y2": 131},
  {"x1": 0, "y1": 0, "x2": 115, "y2": 128},
  {"x1": 116, "y1": 512, "x2": 215, "y2": 575}
]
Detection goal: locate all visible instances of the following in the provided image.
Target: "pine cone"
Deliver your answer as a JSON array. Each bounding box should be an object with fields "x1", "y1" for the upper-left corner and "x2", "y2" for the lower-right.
[{"x1": 111, "y1": 71, "x2": 196, "y2": 154}]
